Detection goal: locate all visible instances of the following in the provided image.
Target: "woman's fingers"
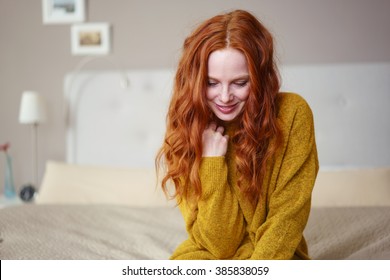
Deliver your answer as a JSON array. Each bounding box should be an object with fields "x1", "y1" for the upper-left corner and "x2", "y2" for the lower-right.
[
  {"x1": 202, "y1": 123, "x2": 229, "y2": 157},
  {"x1": 208, "y1": 122, "x2": 217, "y2": 131},
  {"x1": 216, "y1": 126, "x2": 225, "y2": 134},
  {"x1": 207, "y1": 123, "x2": 224, "y2": 134}
]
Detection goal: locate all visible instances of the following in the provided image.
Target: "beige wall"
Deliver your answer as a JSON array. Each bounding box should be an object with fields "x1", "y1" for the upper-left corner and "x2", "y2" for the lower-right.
[{"x1": 1, "y1": 0, "x2": 390, "y2": 192}]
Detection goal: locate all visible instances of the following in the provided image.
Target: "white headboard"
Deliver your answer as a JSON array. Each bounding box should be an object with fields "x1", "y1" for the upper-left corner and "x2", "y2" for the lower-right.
[
  {"x1": 65, "y1": 69, "x2": 174, "y2": 168},
  {"x1": 65, "y1": 63, "x2": 390, "y2": 169},
  {"x1": 280, "y1": 62, "x2": 390, "y2": 169}
]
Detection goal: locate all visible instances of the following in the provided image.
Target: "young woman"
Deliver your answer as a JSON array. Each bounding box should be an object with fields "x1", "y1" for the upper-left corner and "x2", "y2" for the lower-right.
[{"x1": 156, "y1": 9, "x2": 319, "y2": 260}]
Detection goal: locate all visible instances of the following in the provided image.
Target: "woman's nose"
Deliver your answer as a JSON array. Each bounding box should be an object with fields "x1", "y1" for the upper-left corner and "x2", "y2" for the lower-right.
[{"x1": 219, "y1": 86, "x2": 233, "y2": 103}]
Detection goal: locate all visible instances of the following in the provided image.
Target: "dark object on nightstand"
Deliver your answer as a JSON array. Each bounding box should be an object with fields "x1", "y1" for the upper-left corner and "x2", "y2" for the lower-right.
[{"x1": 19, "y1": 184, "x2": 36, "y2": 202}]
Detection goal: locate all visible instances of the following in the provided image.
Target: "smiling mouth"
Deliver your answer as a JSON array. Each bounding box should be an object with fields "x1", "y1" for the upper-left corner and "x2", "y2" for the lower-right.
[{"x1": 215, "y1": 103, "x2": 238, "y2": 114}]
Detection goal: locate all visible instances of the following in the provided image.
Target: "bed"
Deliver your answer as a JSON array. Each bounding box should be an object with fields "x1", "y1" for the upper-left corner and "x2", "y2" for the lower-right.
[{"x1": 1, "y1": 63, "x2": 390, "y2": 260}]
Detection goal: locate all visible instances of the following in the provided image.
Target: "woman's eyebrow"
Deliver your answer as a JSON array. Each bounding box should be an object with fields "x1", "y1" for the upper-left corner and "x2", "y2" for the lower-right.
[
  {"x1": 232, "y1": 75, "x2": 249, "y2": 81},
  {"x1": 207, "y1": 75, "x2": 249, "y2": 81}
]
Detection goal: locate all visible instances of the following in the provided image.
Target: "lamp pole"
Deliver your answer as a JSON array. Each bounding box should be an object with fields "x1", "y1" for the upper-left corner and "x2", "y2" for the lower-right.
[{"x1": 32, "y1": 122, "x2": 38, "y2": 188}]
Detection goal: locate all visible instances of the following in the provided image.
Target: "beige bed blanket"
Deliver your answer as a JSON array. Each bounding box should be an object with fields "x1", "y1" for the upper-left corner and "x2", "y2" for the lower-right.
[{"x1": 0, "y1": 205, "x2": 389, "y2": 260}]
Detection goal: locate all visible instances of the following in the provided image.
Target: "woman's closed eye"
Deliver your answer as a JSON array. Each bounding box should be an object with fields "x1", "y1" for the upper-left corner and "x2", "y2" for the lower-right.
[
  {"x1": 234, "y1": 80, "x2": 248, "y2": 87},
  {"x1": 207, "y1": 80, "x2": 248, "y2": 87},
  {"x1": 207, "y1": 80, "x2": 218, "y2": 87}
]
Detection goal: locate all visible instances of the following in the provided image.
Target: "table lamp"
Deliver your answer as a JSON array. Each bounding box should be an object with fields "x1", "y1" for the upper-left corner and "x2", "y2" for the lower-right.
[{"x1": 19, "y1": 91, "x2": 47, "y2": 195}]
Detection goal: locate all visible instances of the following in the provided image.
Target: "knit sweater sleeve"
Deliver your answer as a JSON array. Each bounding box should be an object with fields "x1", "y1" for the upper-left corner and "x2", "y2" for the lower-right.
[
  {"x1": 250, "y1": 95, "x2": 319, "y2": 259},
  {"x1": 178, "y1": 157, "x2": 246, "y2": 259}
]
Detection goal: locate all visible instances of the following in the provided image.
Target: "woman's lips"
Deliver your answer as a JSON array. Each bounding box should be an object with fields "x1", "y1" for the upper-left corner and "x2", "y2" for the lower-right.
[{"x1": 215, "y1": 103, "x2": 238, "y2": 114}]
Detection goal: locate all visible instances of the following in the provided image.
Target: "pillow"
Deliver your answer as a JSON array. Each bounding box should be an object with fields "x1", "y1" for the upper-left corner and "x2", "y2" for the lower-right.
[
  {"x1": 38, "y1": 162, "x2": 390, "y2": 208},
  {"x1": 36, "y1": 161, "x2": 175, "y2": 207},
  {"x1": 312, "y1": 167, "x2": 390, "y2": 207}
]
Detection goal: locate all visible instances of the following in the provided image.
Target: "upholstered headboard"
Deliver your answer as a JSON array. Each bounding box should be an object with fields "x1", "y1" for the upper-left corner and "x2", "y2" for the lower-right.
[
  {"x1": 65, "y1": 63, "x2": 390, "y2": 170},
  {"x1": 280, "y1": 62, "x2": 390, "y2": 169},
  {"x1": 37, "y1": 62, "x2": 389, "y2": 207},
  {"x1": 65, "y1": 69, "x2": 174, "y2": 168}
]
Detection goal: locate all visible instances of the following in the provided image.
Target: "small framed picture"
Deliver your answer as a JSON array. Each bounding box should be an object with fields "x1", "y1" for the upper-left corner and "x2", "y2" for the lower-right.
[
  {"x1": 71, "y1": 23, "x2": 111, "y2": 55},
  {"x1": 42, "y1": 0, "x2": 85, "y2": 24}
]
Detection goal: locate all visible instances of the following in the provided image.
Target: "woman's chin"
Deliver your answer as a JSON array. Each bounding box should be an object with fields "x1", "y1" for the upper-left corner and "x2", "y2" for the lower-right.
[{"x1": 214, "y1": 112, "x2": 239, "y2": 122}]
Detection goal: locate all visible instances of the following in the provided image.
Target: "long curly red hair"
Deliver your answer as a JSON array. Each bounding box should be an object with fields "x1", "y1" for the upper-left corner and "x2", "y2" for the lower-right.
[{"x1": 156, "y1": 10, "x2": 282, "y2": 205}]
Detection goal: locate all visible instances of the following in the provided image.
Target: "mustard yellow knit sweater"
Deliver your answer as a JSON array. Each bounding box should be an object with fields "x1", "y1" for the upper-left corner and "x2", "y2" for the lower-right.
[{"x1": 171, "y1": 92, "x2": 319, "y2": 260}]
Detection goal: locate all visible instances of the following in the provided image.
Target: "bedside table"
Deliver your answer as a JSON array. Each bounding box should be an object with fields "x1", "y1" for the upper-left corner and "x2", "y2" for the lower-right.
[{"x1": 0, "y1": 195, "x2": 23, "y2": 208}]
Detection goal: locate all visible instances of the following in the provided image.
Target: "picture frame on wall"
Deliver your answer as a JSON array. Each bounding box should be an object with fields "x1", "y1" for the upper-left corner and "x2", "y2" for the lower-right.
[
  {"x1": 42, "y1": 0, "x2": 85, "y2": 24},
  {"x1": 71, "y1": 23, "x2": 111, "y2": 56}
]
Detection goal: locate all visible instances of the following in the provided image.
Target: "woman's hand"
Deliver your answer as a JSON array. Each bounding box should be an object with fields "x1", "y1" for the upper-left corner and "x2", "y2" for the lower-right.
[{"x1": 202, "y1": 123, "x2": 229, "y2": 157}]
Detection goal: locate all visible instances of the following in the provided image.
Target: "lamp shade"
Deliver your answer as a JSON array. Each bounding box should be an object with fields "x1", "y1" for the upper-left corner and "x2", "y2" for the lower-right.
[{"x1": 19, "y1": 91, "x2": 47, "y2": 124}]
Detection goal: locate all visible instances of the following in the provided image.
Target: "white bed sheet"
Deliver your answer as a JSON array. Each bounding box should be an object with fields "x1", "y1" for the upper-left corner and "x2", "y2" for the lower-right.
[{"x1": 1, "y1": 204, "x2": 389, "y2": 260}]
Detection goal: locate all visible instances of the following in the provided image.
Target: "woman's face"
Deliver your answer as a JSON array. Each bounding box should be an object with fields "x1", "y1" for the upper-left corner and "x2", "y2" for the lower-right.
[{"x1": 206, "y1": 48, "x2": 250, "y2": 122}]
